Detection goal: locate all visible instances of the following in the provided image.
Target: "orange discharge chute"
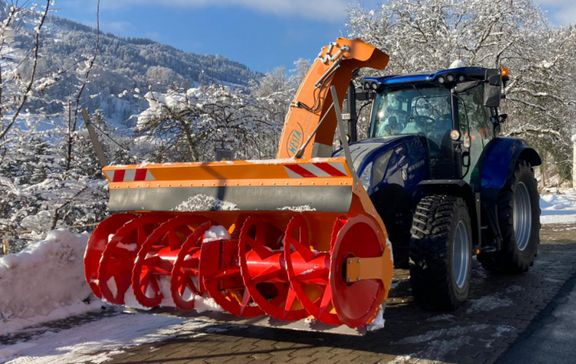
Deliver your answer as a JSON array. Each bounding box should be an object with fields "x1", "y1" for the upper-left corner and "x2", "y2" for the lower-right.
[
  {"x1": 84, "y1": 38, "x2": 393, "y2": 332},
  {"x1": 278, "y1": 37, "x2": 389, "y2": 159}
]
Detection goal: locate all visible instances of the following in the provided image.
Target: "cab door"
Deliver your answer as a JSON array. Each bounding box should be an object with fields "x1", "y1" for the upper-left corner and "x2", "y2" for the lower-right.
[{"x1": 457, "y1": 86, "x2": 493, "y2": 183}]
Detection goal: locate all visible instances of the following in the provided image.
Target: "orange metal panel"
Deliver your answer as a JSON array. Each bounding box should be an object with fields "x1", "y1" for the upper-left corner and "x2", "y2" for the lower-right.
[{"x1": 276, "y1": 38, "x2": 389, "y2": 159}]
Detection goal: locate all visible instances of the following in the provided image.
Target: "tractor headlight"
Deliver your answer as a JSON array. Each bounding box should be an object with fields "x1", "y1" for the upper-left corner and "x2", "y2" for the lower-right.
[{"x1": 359, "y1": 162, "x2": 373, "y2": 191}]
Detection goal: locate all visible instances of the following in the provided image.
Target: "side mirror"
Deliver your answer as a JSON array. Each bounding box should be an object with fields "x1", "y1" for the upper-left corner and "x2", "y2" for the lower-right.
[{"x1": 483, "y1": 70, "x2": 502, "y2": 107}]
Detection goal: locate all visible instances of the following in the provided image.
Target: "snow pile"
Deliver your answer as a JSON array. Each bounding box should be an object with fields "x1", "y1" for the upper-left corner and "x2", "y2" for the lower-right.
[
  {"x1": 540, "y1": 189, "x2": 576, "y2": 224},
  {"x1": 0, "y1": 230, "x2": 99, "y2": 334}
]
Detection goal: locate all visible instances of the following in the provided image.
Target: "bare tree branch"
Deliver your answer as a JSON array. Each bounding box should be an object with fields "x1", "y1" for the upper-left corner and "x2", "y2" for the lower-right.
[{"x1": 0, "y1": 0, "x2": 50, "y2": 141}]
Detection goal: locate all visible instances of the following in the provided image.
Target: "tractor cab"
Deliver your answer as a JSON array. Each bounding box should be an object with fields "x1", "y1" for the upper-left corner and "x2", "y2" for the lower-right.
[{"x1": 363, "y1": 67, "x2": 507, "y2": 181}]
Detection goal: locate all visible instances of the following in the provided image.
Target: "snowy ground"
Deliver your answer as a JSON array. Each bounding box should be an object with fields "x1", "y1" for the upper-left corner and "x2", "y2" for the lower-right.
[
  {"x1": 1, "y1": 312, "x2": 211, "y2": 364},
  {"x1": 540, "y1": 189, "x2": 576, "y2": 224},
  {"x1": 0, "y1": 189, "x2": 575, "y2": 363}
]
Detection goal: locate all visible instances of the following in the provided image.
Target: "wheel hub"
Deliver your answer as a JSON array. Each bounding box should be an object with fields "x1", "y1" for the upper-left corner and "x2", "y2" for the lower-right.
[{"x1": 513, "y1": 182, "x2": 532, "y2": 251}]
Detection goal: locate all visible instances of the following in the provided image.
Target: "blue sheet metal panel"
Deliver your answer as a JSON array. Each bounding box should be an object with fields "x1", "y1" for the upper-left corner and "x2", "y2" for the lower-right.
[
  {"x1": 380, "y1": 136, "x2": 428, "y2": 195},
  {"x1": 338, "y1": 135, "x2": 429, "y2": 195},
  {"x1": 479, "y1": 137, "x2": 531, "y2": 191}
]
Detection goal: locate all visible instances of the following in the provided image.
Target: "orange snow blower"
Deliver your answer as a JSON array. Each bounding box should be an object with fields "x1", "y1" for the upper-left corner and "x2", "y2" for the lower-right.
[{"x1": 84, "y1": 38, "x2": 393, "y2": 332}]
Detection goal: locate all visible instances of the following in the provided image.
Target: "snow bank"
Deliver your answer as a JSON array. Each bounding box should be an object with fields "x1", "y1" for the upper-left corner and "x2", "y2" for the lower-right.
[
  {"x1": 0, "y1": 230, "x2": 98, "y2": 335},
  {"x1": 540, "y1": 189, "x2": 576, "y2": 224}
]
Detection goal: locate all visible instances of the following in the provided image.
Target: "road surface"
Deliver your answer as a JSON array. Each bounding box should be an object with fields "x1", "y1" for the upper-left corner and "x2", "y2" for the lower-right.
[{"x1": 101, "y1": 223, "x2": 576, "y2": 364}]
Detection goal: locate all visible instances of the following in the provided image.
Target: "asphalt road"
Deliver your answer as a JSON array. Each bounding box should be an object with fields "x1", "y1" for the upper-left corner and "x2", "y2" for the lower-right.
[
  {"x1": 104, "y1": 223, "x2": 576, "y2": 364},
  {"x1": 498, "y1": 227, "x2": 576, "y2": 364}
]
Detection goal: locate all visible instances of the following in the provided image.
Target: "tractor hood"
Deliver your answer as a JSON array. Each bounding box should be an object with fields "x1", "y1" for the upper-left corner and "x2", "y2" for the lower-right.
[
  {"x1": 334, "y1": 134, "x2": 429, "y2": 194},
  {"x1": 335, "y1": 135, "x2": 422, "y2": 176}
]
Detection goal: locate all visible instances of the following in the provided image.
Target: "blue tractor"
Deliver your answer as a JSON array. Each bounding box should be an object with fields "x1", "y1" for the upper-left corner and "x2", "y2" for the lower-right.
[{"x1": 340, "y1": 67, "x2": 541, "y2": 309}]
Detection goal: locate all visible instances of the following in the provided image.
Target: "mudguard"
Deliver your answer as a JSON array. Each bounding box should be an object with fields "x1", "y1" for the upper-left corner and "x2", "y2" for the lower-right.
[{"x1": 477, "y1": 137, "x2": 541, "y2": 195}]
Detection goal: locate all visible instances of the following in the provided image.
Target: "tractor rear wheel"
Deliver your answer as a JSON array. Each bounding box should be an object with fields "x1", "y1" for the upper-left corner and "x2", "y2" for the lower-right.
[
  {"x1": 409, "y1": 195, "x2": 472, "y2": 309},
  {"x1": 479, "y1": 160, "x2": 540, "y2": 273}
]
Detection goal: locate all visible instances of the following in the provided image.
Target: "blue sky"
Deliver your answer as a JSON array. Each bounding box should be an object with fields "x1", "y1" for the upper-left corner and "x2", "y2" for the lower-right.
[{"x1": 53, "y1": 0, "x2": 575, "y2": 73}]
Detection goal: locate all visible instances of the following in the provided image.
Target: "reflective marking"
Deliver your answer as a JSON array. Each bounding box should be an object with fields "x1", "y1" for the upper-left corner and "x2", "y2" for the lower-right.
[
  {"x1": 113, "y1": 170, "x2": 125, "y2": 182},
  {"x1": 134, "y1": 169, "x2": 147, "y2": 181},
  {"x1": 105, "y1": 170, "x2": 115, "y2": 181},
  {"x1": 284, "y1": 162, "x2": 348, "y2": 178},
  {"x1": 108, "y1": 168, "x2": 155, "y2": 182},
  {"x1": 315, "y1": 162, "x2": 347, "y2": 177},
  {"x1": 124, "y1": 169, "x2": 136, "y2": 182},
  {"x1": 301, "y1": 164, "x2": 331, "y2": 177},
  {"x1": 286, "y1": 164, "x2": 316, "y2": 178}
]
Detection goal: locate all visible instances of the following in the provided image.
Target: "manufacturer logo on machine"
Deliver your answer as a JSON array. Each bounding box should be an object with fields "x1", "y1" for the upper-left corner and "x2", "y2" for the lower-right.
[{"x1": 286, "y1": 123, "x2": 304, "y2": 157}]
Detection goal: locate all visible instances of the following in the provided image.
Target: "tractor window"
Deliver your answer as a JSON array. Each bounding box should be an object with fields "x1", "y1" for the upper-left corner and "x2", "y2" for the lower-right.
[
  {"x1": 371, "y1": 86, "x2": 452, "y2": 150},
  {"x1": 457, "y1": 86, "x2": 493, "y2": 142}
]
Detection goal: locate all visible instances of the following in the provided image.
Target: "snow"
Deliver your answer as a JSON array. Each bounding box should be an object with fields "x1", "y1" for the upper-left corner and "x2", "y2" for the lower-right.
[
  {"x1": 0, "y1": 230, "x2": 97, "y2": 335},
  {"x1": 466, "y1": 295, "x2": 514, "y2": 314},
  {"x1": 203, "y1": 225, "x2": 231, "y2": 243},
  {"x1": 277, "y1": 205, "x2": 317, "y2": 212},
  {"x1": 0, "y1": 312, "x2": 211, "y2": 364},
  {"x1": 366, "y1": 305, "x2": 386, "y2": 331},
  {"x1": 540, "y1": 189, "x2": 576, "y2": 224},
  {"x1": 390, "y1": 323, "x2": 514, "y2": 362},
  {"x1": 172, "y1": 194, "x2": 239, "y2": 212}
]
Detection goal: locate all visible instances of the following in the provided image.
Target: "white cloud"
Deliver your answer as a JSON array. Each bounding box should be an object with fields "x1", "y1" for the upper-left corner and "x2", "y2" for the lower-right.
[
  {"x1": 534, "y1": 0, "x2": 576, "y2": 25},
  {"x1": 101, "y1": 0, "x2": 349, "y2": 22}
]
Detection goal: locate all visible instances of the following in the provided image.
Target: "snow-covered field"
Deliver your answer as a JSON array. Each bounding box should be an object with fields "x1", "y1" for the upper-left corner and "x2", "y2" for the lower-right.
[
  {"x1": 540, "y1": 189, "x2": 576, "y2": 224},
  {"x1": 0, "y1": 190, "x2": 575, "y2": 363}
]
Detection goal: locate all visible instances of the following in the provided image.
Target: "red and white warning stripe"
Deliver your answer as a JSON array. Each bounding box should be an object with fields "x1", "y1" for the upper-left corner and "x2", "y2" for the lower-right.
[
  {"x1": 105, "y1": 169, "x2": 155, "y2": 182},
  {"x1": 284, "y1": 162, "x2": 348, "y2": 178}
]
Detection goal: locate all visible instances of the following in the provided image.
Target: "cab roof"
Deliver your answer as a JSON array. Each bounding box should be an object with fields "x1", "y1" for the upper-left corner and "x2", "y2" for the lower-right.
[{"x1": 363, "y1": 67, "x2": 490, "y2": 87}]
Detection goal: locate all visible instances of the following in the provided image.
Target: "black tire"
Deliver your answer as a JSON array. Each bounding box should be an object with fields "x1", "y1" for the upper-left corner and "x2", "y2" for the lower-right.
[
  {"x1": 478, "y1": 160, "x2": 540, "y2": 273},
  {"x1": 410, "y1": 195, "x2": 472, "y2": 309}
]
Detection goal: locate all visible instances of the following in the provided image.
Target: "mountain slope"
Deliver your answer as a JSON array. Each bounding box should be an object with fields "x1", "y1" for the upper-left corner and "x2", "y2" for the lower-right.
[{"x1": 2, "y1": 2, "x2": 260, "y2": 126}]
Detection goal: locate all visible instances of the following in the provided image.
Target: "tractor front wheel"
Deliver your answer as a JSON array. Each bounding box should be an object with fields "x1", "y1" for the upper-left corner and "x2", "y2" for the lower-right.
[
  {"x1": 479, "y1": 160, "x2": 540, "y2": 273},
  {"x1": 409, "y1": 195, "x2": 472, "y2": 309}
]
